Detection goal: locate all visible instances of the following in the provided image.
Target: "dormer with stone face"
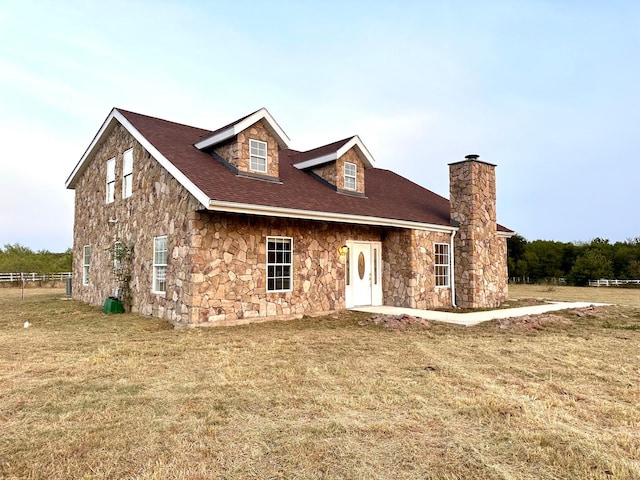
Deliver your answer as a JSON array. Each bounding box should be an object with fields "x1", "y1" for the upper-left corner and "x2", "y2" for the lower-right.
[
  {"x1": 292, "y1": 136, "x2": 375, "y2": 196},
  {"x1": 195, "y1": 108, "x2": 290, "y2": 182}
]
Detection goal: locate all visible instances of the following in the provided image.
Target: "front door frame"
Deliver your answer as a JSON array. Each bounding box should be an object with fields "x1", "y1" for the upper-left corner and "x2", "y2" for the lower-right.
[{"x1": 345, "y1": 240, "x2": 382, "y2": 308}]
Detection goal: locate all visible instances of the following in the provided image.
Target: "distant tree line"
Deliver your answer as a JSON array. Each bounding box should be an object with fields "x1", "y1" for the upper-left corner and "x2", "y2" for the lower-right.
[
  {"x1": 0, "y1": 244, "x2": 72, "y2": 273},
  {"x1": 508, "y1": 236, "x2": 640, "y2": 285}
]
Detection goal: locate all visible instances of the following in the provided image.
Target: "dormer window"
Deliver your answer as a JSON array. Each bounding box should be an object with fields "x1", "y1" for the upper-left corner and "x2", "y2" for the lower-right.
[
  {"x1": 344, "y1": 162, "x2": 357, "y2": 190},
  {"x1": 249, "y1": 139, "x2": 267, "y2": 173}
]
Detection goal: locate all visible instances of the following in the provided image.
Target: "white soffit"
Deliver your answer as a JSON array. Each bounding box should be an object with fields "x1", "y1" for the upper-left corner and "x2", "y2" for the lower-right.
[
  {"x1": 293, "y1": 135, "x2": 376, "y2": 170},
  {"x1": 207, "y1": 199, "x2": 455, "y2": 233},
  {"x1": 194, "y1": 107, "x2": 291, "y2": 150}
]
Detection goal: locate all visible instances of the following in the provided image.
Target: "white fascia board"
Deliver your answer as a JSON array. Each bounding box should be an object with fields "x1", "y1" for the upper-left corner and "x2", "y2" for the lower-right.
[
  {"x1": 113, "y1": 111, "x2": 211, "y2": 207},
  {"x1": 337, "y1": 135, "x2": 375, "y2": 168},
  {"x1": 292, "y1": 152, "x2": 338, "y2": 170},
  {"x1": 66, "y1": 108, "x2": 118, "y2": 188},
  {"x1": 66, "y1": 109, "x2": 211, "y2": 208},
  {"x1": 207, "y1": 199, "x2": 456, "y2": 233},
  {"x1": 497, "y1": 230, "x2": 516, "y2": 238},
  {"x1": 292, "y1": 135, "x2": 377, "y2": 170},
  {"x1": 194, "y1": 107, "x2": 291, "y2": 150}
]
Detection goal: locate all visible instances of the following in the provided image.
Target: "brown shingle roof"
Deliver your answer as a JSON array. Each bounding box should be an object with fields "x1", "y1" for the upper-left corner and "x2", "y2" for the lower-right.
[{"x1": 117, "y1": 109, "x2": 511, "y2": 232}]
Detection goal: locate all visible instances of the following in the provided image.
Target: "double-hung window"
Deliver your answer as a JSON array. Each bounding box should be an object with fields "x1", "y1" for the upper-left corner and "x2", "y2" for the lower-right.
[
  {"x1": 106, "y1": 158, "x2": 116, "y2": 203},
  {"x1": 266, "y1": 237, "x2": 292, "y2": 292},
  {"x1": 249, "y1": 139, "x2": 267, "y2": 173},
  {"x1": 82, "y1": 245, "x2": 91, "y2": 285},
  {"x1": 153, "y1": 236, "x2": 168, "y2": 293},
  {"x1": 344, "y1": 162, "x2": 357, "y2": 190},
  {"x1": 122, "y1": 149, "x2": 133, "y2": 198},
  {"x1": 434, "y1": 243, "x2": 450, "y2": 287}
]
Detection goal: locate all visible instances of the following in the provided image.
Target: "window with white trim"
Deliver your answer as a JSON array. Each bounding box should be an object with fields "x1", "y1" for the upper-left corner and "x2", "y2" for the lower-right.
[
  {"x1": 435, "y1": 243, "x2": 450, "y2": 287},
  {"x1": 249, "y1": 139, "x2": 267, "y2": 173},
  {"x1": 106, "y1": 158, "x2": 115, "y2": 203},
  {"x1": 122, "y1": 148, "x2": 133, "y2": 198},
  {"x1": 266, "y1": 237, "x2": 292, "y2": 292},
  {"x1": 82, "y1": 245, "x2": 91, "y2": 285},
  {"x1": 344, "y1": 162, "x2": 357, "y2": 190},
  {"x1": 153, "y1": 236, "x2": 168, "y2": 293}
]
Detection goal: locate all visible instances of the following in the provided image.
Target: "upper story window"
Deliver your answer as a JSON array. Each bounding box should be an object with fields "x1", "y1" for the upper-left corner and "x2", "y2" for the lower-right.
[
  {"x1": 266, "y1": 236, "x2": 292, "y2": 292},
  {"x1": 122, "y1": 149, "x2": 133, "y2": 198},
  {"x1": 344, "y1": 162, "x2": 357, "y2": 190},
  {"x1": 434, "y1": 243, "x2": 450, "y2": 287},
  {"x1": 249, "y1": 139, "x2": 267, "y2": 173},
  {"x1": 153, "y1": 235, "x2": 168, "y2": 294},
  {"x1": 82, "y1": 245, "x2": 91, "y2": 285},
  {"x1": 106, "y1": 158, "x2": 116, "y2": 203}
]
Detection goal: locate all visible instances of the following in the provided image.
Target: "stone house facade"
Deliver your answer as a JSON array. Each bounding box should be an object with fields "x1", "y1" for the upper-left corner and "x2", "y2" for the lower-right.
[{"x1": 65, "y1": 107, "x2": 513, "y2": 326}]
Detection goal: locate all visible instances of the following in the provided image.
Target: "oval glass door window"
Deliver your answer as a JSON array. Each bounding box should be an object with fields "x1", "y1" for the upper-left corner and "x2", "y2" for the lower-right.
[{"x1": 358, "y1": 252, "x2": 365, "y2": 280}]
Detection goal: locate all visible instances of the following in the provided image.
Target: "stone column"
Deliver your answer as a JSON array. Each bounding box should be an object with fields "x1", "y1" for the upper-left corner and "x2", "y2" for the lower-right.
[{"x1": 449, "y1": 155, "x2": 502, "y2": 308}]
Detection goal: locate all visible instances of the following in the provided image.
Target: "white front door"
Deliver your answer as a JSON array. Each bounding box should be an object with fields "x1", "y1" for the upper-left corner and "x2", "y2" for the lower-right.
[
  {"x1": 346, "y1": 241, "x2": 382, "y2": 308},
  {"x1": 352, "y1": 242, "x2": 372, "y2": 306}
]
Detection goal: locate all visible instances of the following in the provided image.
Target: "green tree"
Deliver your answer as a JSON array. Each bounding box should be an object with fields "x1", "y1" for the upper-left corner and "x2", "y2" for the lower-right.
[
  {"x1": 567, "y1": 250, "x2": 614, "y2": 286},
  {"x1": 0, "y1": 243, "x2": 72, "y2": 273}
]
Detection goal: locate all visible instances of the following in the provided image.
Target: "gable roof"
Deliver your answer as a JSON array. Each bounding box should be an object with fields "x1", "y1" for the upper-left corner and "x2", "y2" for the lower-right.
[
  {"x1": 194, "y1": 107, "x2": 290, "y2": 150},
  {"x1": 66, "y1": 108, "x2": 512, "y2": 234},
  {"x1": 292, "y1": 135, "x2": 375, "y2": 170}
]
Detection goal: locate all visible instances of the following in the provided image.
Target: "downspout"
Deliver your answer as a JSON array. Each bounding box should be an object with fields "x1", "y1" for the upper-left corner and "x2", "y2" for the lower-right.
[{"x1": 450, "y1": 229, "x2": 457, "y2": 308}]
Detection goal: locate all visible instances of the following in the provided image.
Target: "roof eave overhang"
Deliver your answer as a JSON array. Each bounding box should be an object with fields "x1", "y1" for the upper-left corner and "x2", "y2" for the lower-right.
[
  {"x1": 194, "y1": 107, "x2": 290, "y2": 150},
  {"x1": 65, "y1": 108, "x2": 211, "y2": 208},
  {"x1": 497, "y1": 230, "x2": 516, "y2": 238},
  {"x1": 293, "y1": 135, "x2": 376, "y2": 170},
  {"x1": 207, "y1": 199, "x2": 455, "y2": 233},
  {"x1": 65, "y1": 108, "x2": 119, "y2": 189}
]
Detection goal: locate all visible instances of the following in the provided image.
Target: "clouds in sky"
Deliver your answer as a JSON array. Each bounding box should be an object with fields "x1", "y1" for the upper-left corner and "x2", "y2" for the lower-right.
[{"x1": 1, "y1": 0, "x2": 638, "y2": 251}]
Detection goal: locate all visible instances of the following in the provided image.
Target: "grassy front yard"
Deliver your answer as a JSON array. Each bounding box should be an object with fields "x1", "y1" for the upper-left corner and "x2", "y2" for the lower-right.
[{"x1": 1, "y1": 287, "x2": 639, "y2": 479}]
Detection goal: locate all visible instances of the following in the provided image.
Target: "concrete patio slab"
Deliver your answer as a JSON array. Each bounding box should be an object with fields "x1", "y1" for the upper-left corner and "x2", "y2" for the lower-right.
[{"x1": 351, "y1": 302, "x2": 610, "y2": 327}]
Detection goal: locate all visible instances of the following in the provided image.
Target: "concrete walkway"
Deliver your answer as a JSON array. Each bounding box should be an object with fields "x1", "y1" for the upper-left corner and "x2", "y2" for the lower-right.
[{"x1": 351, "y1": 302, "x2": 610, "y2": 327}]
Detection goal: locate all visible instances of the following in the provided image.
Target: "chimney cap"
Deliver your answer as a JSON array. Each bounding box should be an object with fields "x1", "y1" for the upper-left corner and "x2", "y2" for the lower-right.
[{"x1": 449, "y1": 153, "x2": 497, "y2": 167}]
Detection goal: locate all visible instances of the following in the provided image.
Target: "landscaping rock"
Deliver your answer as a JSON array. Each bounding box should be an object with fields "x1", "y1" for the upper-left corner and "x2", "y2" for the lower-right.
[
  {"x1": 497, "y1": 314, "x2": 570, "y2": 330},
  {"x1": 362, "y1": 314, "x2": 431, "y2": 330}
]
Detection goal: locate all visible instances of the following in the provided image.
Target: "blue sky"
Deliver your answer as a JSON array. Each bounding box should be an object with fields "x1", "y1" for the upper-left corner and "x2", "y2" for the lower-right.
[{"x1": 1, "y1": 0, "x2": 638, "y2": 252}]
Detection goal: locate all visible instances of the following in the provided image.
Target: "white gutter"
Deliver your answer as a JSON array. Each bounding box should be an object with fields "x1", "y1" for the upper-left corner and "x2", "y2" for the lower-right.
[{"x1": 450, "y1": 229, "x2": 457, "y2": 308}]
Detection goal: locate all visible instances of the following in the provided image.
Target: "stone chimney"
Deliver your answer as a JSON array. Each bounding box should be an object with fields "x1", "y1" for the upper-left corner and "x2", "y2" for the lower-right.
[{"x1": 449, "y1": 154, "x2": 505, "y2": 308}]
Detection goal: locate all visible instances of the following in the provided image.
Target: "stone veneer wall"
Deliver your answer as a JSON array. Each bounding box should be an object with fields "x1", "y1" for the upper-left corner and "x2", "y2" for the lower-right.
[
  {"x1": 71, "y1": 123, "x2": 201, "y2": 323},
  {"x1": 213, "y1": 119, "x2": 280, "y2": 179},
  {"x1": 382, "y1": 229, "x2": 452, "y2": 309},
  {"x1": 71, "y1": 120, "x2": 462, "y2": 326},
  {"x1": 449, "y1": 159, "x2": 508, "y2": 308},
  {"x1": 311, "y1": 148, "x2": 366, "y2": 195},
  {"x1": 186, "y1": 215, "x2": 382, "y2": 326}
]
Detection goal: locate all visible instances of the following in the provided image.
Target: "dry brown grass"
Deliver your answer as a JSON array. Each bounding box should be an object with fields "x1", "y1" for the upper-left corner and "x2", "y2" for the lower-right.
[
  {"x1": 509, "y1": 283, "x2": 640, "y2": 307},
  {"x1": 1, "y1": 288, "x2": 639, "y2": 479}
]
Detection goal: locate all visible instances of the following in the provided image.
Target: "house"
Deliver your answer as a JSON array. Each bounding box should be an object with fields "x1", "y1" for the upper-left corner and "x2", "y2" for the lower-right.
[{"x1": 65, "y1": 107, "x2": 514, "y2": 326}]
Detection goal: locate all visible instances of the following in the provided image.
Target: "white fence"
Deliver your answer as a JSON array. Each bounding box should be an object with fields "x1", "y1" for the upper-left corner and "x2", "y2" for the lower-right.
[
  {"x1": 0, "y1": 272, "x2": 72, "y2": 283},
  {"x1": 588, "y1": 279, "x2": 640, "y2": 287}
]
